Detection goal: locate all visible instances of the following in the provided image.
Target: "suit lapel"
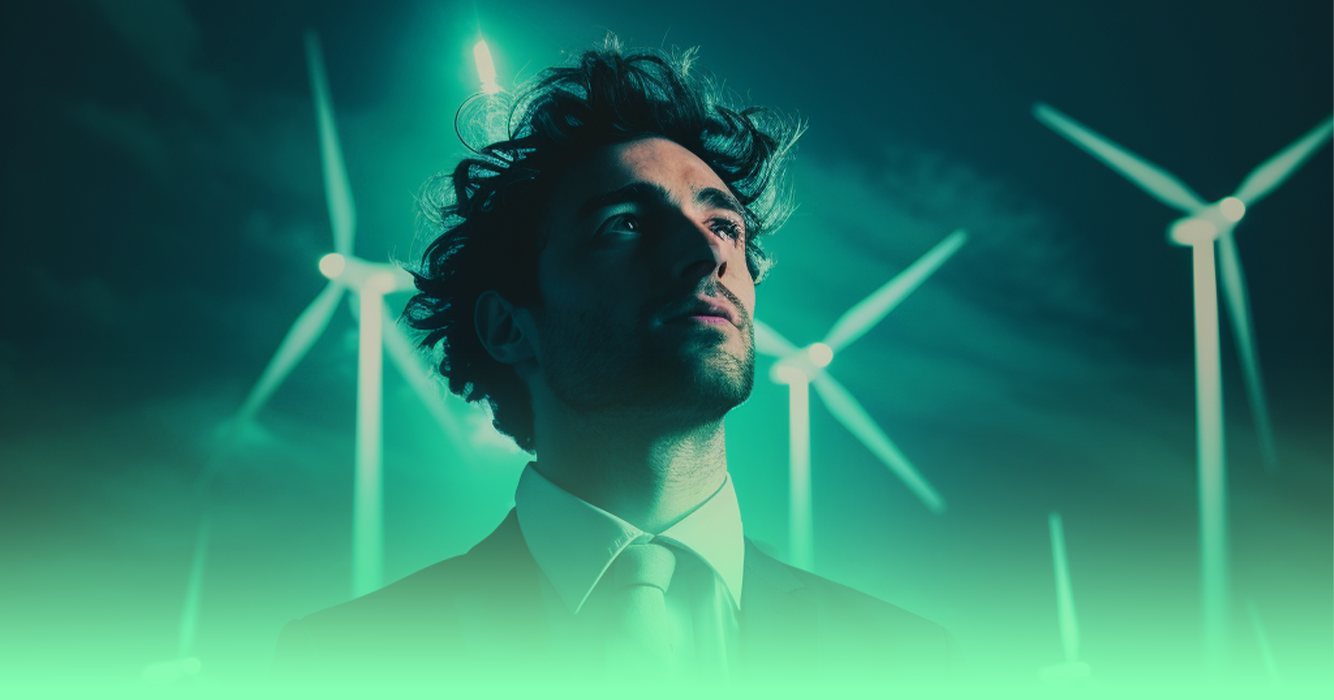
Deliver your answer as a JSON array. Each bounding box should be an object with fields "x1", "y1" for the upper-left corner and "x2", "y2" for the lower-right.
[{"x1": 738, "y1": 538, "x2": 819, "y2": 678}]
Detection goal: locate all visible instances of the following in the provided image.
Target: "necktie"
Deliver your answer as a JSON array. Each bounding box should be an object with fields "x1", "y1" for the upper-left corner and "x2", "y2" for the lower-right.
[{"x1": 603, "y1": 541, "x2": 677, "y2": 675}]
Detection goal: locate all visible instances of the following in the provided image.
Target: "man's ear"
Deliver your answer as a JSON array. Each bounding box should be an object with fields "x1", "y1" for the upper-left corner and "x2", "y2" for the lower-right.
[{"x1": 474, "y1": 290, "x2": 538, "y2": 365}]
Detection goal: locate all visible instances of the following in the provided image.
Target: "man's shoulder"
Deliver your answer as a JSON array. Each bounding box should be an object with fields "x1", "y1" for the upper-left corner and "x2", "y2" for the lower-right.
[
  {"x1": 298, "y1": 549, "x2": 478, "y2": 631},
  {"x1": 745, "y1": 537, "x2": 941, "y2": 625},
  {"x1": 273, "y1": 510, "x2": 533, "y2": 681},
  {"x1": 791, "y1": 560, "x2": 945, "y2": 633},
  {"x1": 742, "y1": 537, "x2": 963, "y2": 677}
]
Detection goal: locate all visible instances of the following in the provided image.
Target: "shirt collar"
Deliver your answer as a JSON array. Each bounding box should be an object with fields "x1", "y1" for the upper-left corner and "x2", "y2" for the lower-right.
[{"x1": 514, "y1": 461, "x2": 745, "y2": 614}]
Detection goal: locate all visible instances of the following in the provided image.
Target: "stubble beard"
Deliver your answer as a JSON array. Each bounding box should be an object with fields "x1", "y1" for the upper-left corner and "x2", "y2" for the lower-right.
[{"x1": 536, "y1": 305, "x2": 755, "y2": 428}]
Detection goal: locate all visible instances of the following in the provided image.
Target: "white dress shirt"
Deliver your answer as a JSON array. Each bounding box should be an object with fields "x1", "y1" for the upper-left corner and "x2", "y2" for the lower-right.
[{"x1": 514, "y1": 462, "x2": 744, "y2": 679}]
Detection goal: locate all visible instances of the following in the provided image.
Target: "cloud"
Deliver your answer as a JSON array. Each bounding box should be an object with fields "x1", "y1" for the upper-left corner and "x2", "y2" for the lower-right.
[
  {"x1": 789, "y1": 141, "x2": 1122, "y2": 329},
  {"x1": 66, "y1": 101, "x2": 173, "y2": 179},
  {"x1": 761, "y1": 139, "x2": 1180, "y2": 447},
  {"x1": 90, "y1": 0, "x2": 230, "y2": 118},
  {"x1": 29, "y1": 265, "x2": 136, "y2": 328}
]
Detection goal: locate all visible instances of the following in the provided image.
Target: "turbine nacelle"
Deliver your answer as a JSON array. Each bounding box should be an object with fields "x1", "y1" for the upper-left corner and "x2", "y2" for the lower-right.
[
  {"x1": 318, "y1": 253, "x2": 414, "y2": 294},
  {"x1": 768, "y1": 343, "x2": 833, "y2": 384},
  {"x1": 1167, "y1": 198, "x2": 1245, "y2": 247}
]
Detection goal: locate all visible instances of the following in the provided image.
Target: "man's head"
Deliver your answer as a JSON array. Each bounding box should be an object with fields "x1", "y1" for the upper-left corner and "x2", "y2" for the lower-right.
[{"x1": 405, "y1": 40, "x2": 801, "y2": 452}]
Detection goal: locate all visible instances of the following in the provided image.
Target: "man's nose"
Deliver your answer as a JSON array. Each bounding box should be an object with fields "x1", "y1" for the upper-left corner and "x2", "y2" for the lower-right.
[{"x1": 665, "y1": 211, "x2": 728, "y2": 286}]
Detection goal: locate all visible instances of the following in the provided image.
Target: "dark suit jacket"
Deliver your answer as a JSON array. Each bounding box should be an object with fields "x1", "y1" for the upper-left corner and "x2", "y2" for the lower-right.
[{"x1": 272, "y1": 509, "x2": 962, "y2": 690}]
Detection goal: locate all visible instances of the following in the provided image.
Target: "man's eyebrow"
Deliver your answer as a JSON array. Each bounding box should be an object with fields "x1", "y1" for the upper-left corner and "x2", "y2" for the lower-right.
[
  {"x1": 571, "y1": 182, "x2": 748, "y2": 226},
  {"x1": 571, "y1": 182, "x2": 672, "y2": 224},
  {"x1": 694, "y1": 186, "x2": 746, "y2": 221}
]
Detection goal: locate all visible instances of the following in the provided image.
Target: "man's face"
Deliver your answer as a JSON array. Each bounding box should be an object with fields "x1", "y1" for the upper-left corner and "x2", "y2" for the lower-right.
[{"x1": 529, "y1": 136, "x2": 756, "y2": 421}]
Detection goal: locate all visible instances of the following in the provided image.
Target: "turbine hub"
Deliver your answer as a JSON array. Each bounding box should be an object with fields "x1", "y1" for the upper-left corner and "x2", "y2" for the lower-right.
[
  {"x1": 807, "y1": 343, "x2": 834, "y2": 368},
  {"x1": 1219, "y1": 196, "x2": 1246, "y2": 222},
  {"x1": 319, "y1": 253, "x2": 346, "y2": 279}
]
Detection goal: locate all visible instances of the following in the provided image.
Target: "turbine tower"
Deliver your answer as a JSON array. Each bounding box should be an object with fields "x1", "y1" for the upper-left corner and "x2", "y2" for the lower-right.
[
  {"x1": 1040, "y1": 512, "x2": 1090, "y2": 684},
  {"x1": 755, "y1": 229, "x2": 967, "y2": 570},
  {"x1": 1033, "y1": 102, "x2": 1332, "y2": 675}
]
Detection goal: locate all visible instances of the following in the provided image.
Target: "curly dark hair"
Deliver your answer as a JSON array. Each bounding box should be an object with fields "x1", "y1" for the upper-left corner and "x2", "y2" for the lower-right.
[{"x1": 402, "y1": 38, "x2": 803, "y2": 453}]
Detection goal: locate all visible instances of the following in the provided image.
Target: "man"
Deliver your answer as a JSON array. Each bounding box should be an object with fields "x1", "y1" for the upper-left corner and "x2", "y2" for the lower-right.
[{"x1": 272, "y1": 39, "x2": 961, "y2": 692}]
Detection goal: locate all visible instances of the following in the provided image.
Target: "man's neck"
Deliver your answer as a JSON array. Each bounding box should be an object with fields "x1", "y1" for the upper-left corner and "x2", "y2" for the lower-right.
[{"x1": 531, "y1": 402, "x2": 729, "y2": 534}]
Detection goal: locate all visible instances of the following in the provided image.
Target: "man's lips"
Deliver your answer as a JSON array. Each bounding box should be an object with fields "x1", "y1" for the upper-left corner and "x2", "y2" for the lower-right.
[{"x1": 665, "y1": 296, "x2": 740, "y2": 327}]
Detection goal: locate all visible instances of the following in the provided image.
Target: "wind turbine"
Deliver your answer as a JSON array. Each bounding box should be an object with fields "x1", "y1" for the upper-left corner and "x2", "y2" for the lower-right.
[
  {"x1": 141, "y1": 31, "x2": 478, "y2": 683},
  {"x1": 755, "y1": 229, "x2": 967, "y2": 570},
  {"x1": 1033, "y1": 103, "x2": 1332, "y2": 675},
  {"x1": 1040, "y1": 512, "x2": 1090, "y2": 684}
]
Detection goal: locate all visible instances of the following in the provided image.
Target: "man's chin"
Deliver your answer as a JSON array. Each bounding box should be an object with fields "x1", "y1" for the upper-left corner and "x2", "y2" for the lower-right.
[{"x1": 648, "y1": 353, "x2": 754, "y2": 415}]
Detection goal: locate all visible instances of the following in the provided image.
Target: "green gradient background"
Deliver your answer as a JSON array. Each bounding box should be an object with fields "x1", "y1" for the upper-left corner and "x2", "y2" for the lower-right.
[{"x1": 1, "y1": 1, "x2": 1330, "y2": 697}]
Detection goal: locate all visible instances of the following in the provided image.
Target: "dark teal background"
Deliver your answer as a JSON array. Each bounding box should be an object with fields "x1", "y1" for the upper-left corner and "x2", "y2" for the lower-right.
[{"x1": 1, "y1": 0, "x2": 1329, "y2": 694}]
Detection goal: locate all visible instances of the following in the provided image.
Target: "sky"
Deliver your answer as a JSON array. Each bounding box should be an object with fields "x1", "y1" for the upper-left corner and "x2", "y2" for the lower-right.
[{"x1": 1, "y1": 0, "x2": 1330, "y2": 694}]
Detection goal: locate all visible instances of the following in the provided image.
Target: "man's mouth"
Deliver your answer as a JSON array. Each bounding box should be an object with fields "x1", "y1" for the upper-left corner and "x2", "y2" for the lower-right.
[{"x1": 667, "y1": 297, "x2": 739, "y2": 327}]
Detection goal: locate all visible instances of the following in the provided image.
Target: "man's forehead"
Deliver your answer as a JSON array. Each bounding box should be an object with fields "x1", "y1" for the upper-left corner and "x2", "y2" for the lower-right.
[{"x1": 547, "y1": 137, "x2": 728, "y2": 222}]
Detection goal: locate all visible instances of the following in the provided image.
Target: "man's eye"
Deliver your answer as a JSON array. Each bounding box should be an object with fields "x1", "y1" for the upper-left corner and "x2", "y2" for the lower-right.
[
  {"x1": 595, "y1": 214, "x2": 641, "y2": 238},
  {"x1": 710, "y1": 218, "x2": 745, "y2": 241}
]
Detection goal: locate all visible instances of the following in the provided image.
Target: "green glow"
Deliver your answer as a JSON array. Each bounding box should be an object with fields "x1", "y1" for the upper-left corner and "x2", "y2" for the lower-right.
[
  {"x1": 354, "y1": 289, "x2": 385, "y2": 598},
  {"x1": 139, "y1": 657, "x2": 201, "y2": 685},
  {"x1": 474, "y1": 40, "x2": 500, "y2": 94},
  {"x1": 1039, "y1": 660, "x2": 1091, "y2": 684},
  {"x1": 1246, "y1": 598, "x2": 1282, "y2": 686},
  {"x1": 1190, "y1": 240, "x2": 1229, "y2": 677}
]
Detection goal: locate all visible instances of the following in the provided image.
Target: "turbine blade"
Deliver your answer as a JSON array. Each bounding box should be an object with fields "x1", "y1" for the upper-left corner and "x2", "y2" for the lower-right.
[
  {"x1": 1049, "y1": 512, "x2": 1081, "y2": 665},
  {"x1": 380, "y1": 305, "x2": 471, "y2": 449},
  {"x1": 304, "y1": 31, "x2": 357, "y2": 256},
  {"x1": 822, "y1": 229, "x2": 968, "y2": 353},
  {"x1": 1232, "y1": 115, "x2": 1333, "y2": 206},
  {"x1": 1033, "y1": 103, "x2": 1207, "y2": 214},
  {"x1": 1216, "y1": 233, "x2": 1278, "y2": 470},
  {"x1": 810, "y1": 372, "x2": 946, "y2": 513},
  {"x1": 754, "y1": 318, "x2": 799, "y2": 358},
  {"x1": 230, "y1": 282, "x2": 343, "y2": 438},
  {"x1": 178, "y1": 514, "x2": 210, "y2": 658}
]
